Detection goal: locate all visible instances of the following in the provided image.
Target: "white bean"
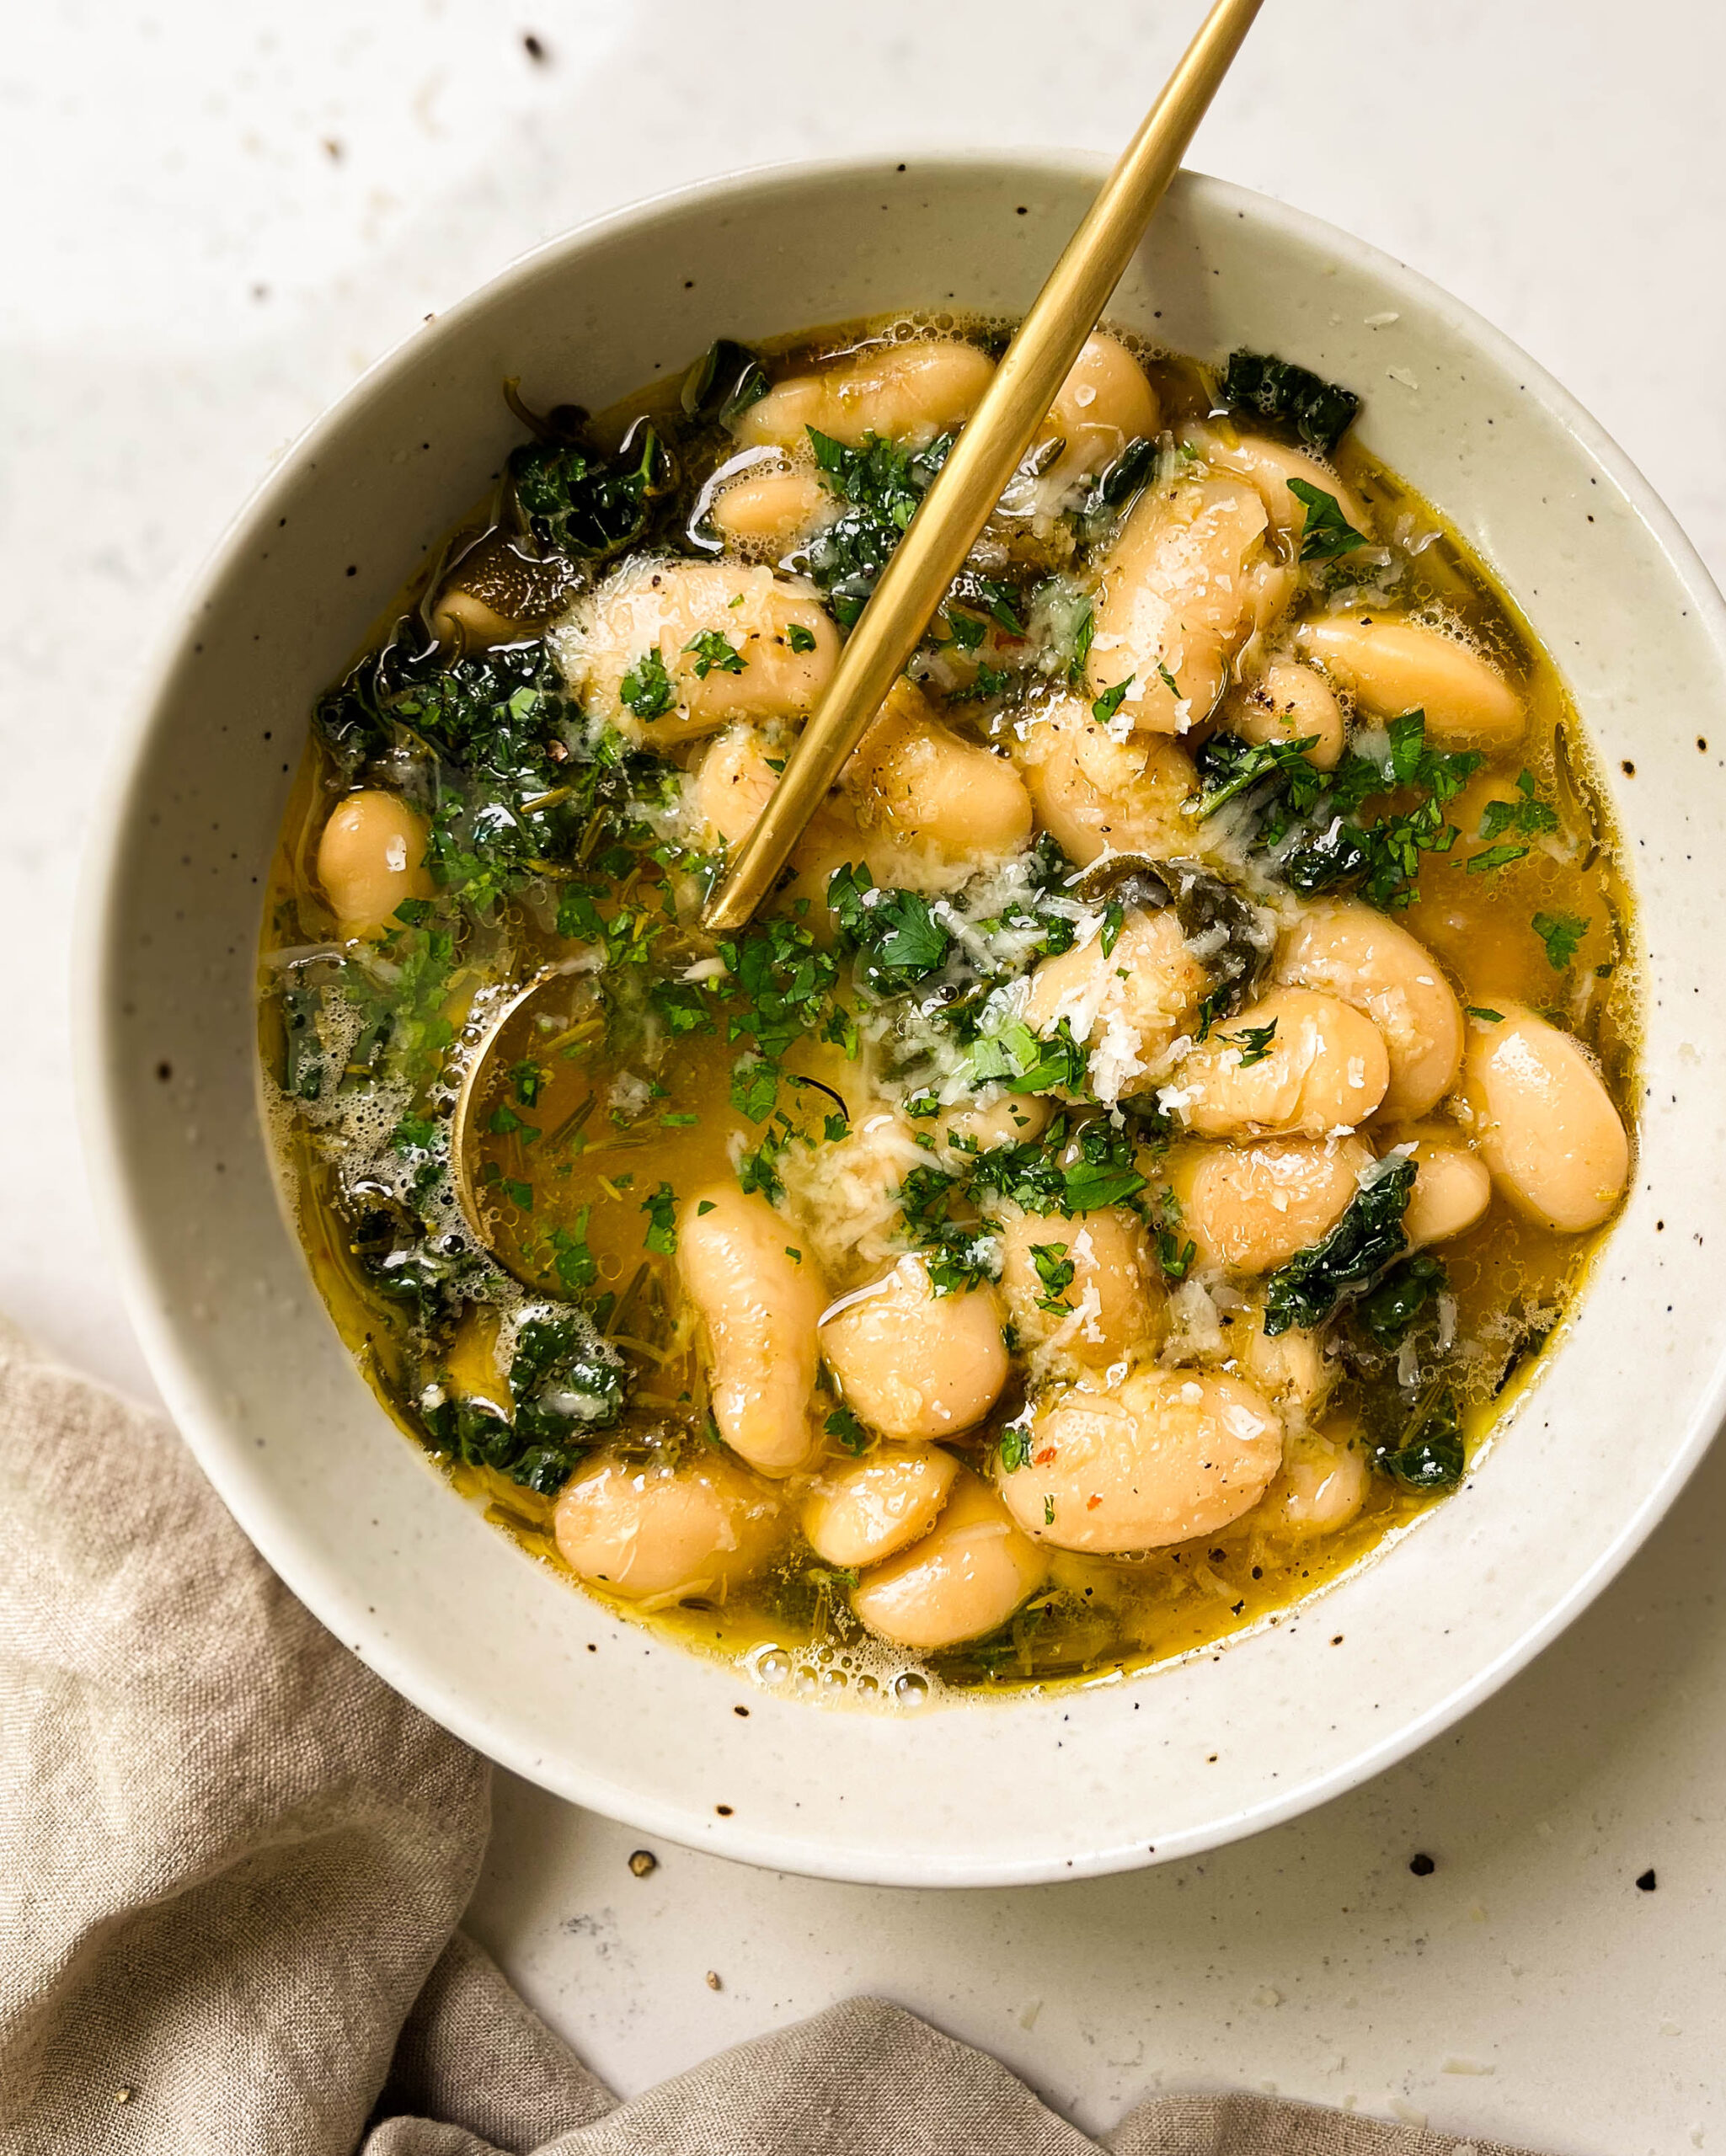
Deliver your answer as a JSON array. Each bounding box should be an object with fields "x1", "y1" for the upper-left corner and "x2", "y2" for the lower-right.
[
  {"x1": 1461, "y1": 1005, "x2": 1628, "y2": 1230},
  {"x1": 735, "y1": 339, "x2": 995, "y2": 451},
  {"x1": 1023, "y1": 907, "x2": 1207, "y2": 1091},
  {"x1": 1275, "y1": 900, "x2": 1463, "y2": 1120},
  {"x1": 1087, "y1": 477, "x2": 1293, "y2": 733},
  {"x1": 1274, "y1": 1423, "x2": 1369, "y2": 1534},
  {"x1": 1221, "y1": 659, "x2": 1345, "y2": 771},
  {"x1": 1168, "y1": 1134, "x2": 1374, "y2": 1274},
  {"x1": 801, "y1": 1443, "x2": 959, "y2": 1569},
  {"x1": 677, "y1": 1187, "x2": 827, "y2": 1475},
  {"x1": 1236, "y1": 1307, "x2": 1335, "y2": 1415},
  {"x1": 688, "y1": 725, "x2": 858, "y2": 908},
  {"x1": 1016, "y1": 692, "x2": 1198, "y2": 865},
  {"x1": 996, "y1": 1367, "x2": 1283, "y2": 1553},
  {"x1": 1296, "y1": 612, "x2": 1524, "y2": 750},
  {"x1": 1034, "y1": 331, "x2": 1160, "y2": 491},
  {"x1": 558, "y1": 558, "x2": 837, "y2": 743},
  {"x1": 553, "y1": 1452, "x2": 787, "y2": 1602},
  {"x1": 1401, "y1": 1138, "x2": 1493, "y2": 1247},
  {"x1": 1184, "y1": 420, "x2": 1371, "y2": 539},
  {"x1": 1168, "y1": 986, "x2": 1389, "y2": 1137},
  {"x1": 851, "y1": 1469, "x2": 1046, "y2": 1650},
  {"x1": 430, "y1": 583, "x2": 526, "y2": 649},
  {"x1": 841, "y1": 680, "x2": 1034, "y2": 886},
  {"x1": 997, "y1": 1205, "x2": 1163, "y2": 1370},
  {"x1": 316, "y1": 789, "x2": 433, "y2": 935},
  {"x1": 821, "y1": 1254, "x2": 1008, "y2": 1442},
  {"x1": 710, "y1": 468, "x2": 828, "y2": 547}
]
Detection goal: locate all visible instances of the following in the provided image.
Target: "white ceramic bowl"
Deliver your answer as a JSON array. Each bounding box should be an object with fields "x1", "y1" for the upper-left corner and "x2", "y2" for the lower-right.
[{"x1": 79, "y1": 155, "x2": 1726, "y2": 1886}]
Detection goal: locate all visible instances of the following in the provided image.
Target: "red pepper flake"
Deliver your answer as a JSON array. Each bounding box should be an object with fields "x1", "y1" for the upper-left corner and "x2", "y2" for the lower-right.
[
  {"x1": 1086, "y1": 1494, "x2": 1102, "y2": 1509},
  {"x1": 1034, "y1": 1446, "x2": 1058, "y2": 1465}
]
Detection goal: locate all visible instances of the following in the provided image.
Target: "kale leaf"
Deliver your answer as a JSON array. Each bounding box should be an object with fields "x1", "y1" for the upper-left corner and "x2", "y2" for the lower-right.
[
  {"x1": 1352, "y1": 1252, "x2": 1448, "y2": 1352},
  {"x1": 1374, "y1": 1380, "x2": 1466, "y2": 1492},
  {"x1": 1189, "y1": 712, "x2": 1482, "y2": 911},
  {"x1": 1219, "y1": 350, "x2": 1361, "y2": 456},
  {"x1": 509, "y1": 419, "x2": 672, "y2": 563},
  {"x1": 799, "y1": 428, "x2": 951, "y2": 626},
  {"x1": 1263, "y1": 1158, "x2": 1416, "y2": 1336}
]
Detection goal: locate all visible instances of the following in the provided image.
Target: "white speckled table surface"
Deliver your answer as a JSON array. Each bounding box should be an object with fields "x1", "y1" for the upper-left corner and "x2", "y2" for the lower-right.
[{"x1": 7, "y1": 3, "x2": 1723, "y2": 2146}]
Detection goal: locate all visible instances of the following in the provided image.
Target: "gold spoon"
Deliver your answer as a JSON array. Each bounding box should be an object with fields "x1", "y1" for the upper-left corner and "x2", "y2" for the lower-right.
[
  {"x1": 700, "y1": 0, "x2": 1266, "y2": 934},
  {"x1": 448, "y1": 0, "x2": 1264, "y2": 1267}
]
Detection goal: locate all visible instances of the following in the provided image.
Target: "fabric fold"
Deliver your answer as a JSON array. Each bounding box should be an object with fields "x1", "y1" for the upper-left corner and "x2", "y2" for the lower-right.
[{"x1": 0, "y1": 1340, "x2": 1563, "y2": 2156}]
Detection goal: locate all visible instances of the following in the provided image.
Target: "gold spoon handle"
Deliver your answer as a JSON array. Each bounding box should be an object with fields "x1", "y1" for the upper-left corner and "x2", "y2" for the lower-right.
[{"x1": 701, "y1": 0, "x2": 1265, "y2": 935}]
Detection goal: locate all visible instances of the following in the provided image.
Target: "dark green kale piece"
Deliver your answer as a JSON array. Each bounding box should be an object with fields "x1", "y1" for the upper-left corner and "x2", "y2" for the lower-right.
[
  {"x1": 1373, "y1": 1379, "x2": 1466, "y2": 1492},
  {"x1": 1263, "y1": 1158, "x2": 1416, "y2": 1337},
  {"x1": 1189, "y1": 712, "x2": 1482, "y2": 911},
  {"x1": 1219, "y1": 350, "x2": 1360, "y2": 456},
  {"x1": 509, "y1": 418, "x2": 676, "y2": 563},
  {"x1": 799, "y1": 427, "x2": 953, "y2": 626}
]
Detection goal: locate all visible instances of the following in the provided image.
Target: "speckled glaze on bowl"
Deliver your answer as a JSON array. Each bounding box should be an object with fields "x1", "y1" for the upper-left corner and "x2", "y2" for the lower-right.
[{"x1": 77, "y1": 157, "x2": 1726, "y2": 1886}]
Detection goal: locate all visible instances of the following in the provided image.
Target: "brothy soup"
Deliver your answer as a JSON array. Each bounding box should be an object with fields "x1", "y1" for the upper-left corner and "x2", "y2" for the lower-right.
[{"x1": 260, "y1": 318, "x2": 1636, "y2": 1703}]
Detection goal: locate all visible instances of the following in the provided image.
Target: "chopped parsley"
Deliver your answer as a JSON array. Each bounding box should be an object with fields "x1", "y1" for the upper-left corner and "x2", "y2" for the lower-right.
[
  {"x1": 1286, "y1": 478, "x2": 1367, "y2": 563},
  {"x1": 639, "y1": 1182, "x2": 678, "y2": 1255},
  {"x1": 1092, "y1": 676, "x2": 1134, "y2": 724},
  {"x1": 1029, "y1": 1241, "x2": 1077, "y2": 1311},
  {"x1": 1189, "y1": 711, "x2": 1483, "y2": 911},
  {"x1": 620, "y1": 646, "x2": 676, "y2": 719},
  {"x1": 800, "y1": 425, "x2": 951, "y2": 626},
  {"x1": 1223, "y1": 1019, "x2": 1278, "y2": 1068},
  {"x1": 825, "y1": 1405, "x2": 870, "y2": 1455},
  {"x1": 1532, "y1": 910, "x2": 1589, "y2": 970},
  {"x1": 787, "y1": 621, "x2": 817, "y2": 654},
  {"x1": 1479, "y1": 769, "x2": 1560, "y2": 842},
  {"x1": 683, "y1": 628, "x2": 746, "y2": 678}
]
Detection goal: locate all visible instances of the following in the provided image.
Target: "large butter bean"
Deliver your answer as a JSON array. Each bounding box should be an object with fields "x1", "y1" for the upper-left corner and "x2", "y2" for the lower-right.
[
  {"x1": 735, "y1": 339, "x2": 994, "y2": 451},
  {"x1": 997, "y1": 1367, "x2": 1283, "y2": 1554},
  {"x1": 1023, "y1": 908, "x2": 1206, "y2": 1097},
  {"x1": 1185, "y1": 420, "x2": 1371, "y2": 539},
  {"x1": 1401, "y1": 1138, "x2": 1493, "y2": 1246},
  {"x1": 1035, "y1": 331, "x2": 1160, "y2": 493},
  {"x1": 801, "y1": 1443, "x2": 959, "y2": 1569},
  {"x1": 1087, "y1": 477, "x2": 1292, "y2": 732},
  {"x1": 558, "y1": 558, "x2": 837, "y2": 742},
  {"x1": 688, "y1": 725, "x2": 858, "y2": 906},
  {"x1": 851, "y1": 1470, "x2": 1046, "y2": 1651},
  {"x1": 710, "y1": 467, "x2": 829, "y2": 547},
  {"x1": 1461, "y1": 1006, "x2": 1628, "y2": 1230},
  {"x1": 1168, "y1": 986, "x2": 1389, "y2": 1136},
  {"x1": 821, "y1": 1255, "x2": 1008, "y2": 1441},
  {"x1": 316, "y1": 789, "x2": 433, "y2": 935},
  {"x1": 997, "y1": 1205, "x2": 1163, "y2": 1369},
  {"x1": 1221, "y1": 659, "x2": 1344, "y2": 771},
  {"x1": 1296, "y1": 612, "x2": 1523, "y2": 750},
  {"x1": 1273, "y1": 1422, "x2": 1369, "y2": 1534},
  {"x1": 1275, "y1": 901, "x2": 1463, "y2": 1119},
  {"x1": 678, "y1": 1187, "x2": 827, "y2": 1475},
  {"x1": 553, "y1": 1452, "x2": 787, "y2": 1602},
  {"x1": 1236, "y1": 1306, "x2": 1335, "y2": 1414},
  {"x1": 1168, "y1": 1134, "x2": 1374, "y2": 1273},
  {"x1": 842, "y1": 680, "x2": 1033, "y2": 886},
  {"x1": 1017, "y1": 692, "x2": 1198, "y2": 864}
]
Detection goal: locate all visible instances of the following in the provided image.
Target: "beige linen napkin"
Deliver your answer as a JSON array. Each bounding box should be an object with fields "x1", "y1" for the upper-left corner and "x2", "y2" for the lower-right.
[{"x1": 0, "y1": 1338, "x2": 1552, "y2": 2156}]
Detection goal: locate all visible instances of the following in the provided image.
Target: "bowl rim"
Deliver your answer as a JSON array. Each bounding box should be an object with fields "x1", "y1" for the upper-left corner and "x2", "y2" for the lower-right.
[{"x1": 75, "y1": 149, "x2": 1726, "y2": 1885}]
